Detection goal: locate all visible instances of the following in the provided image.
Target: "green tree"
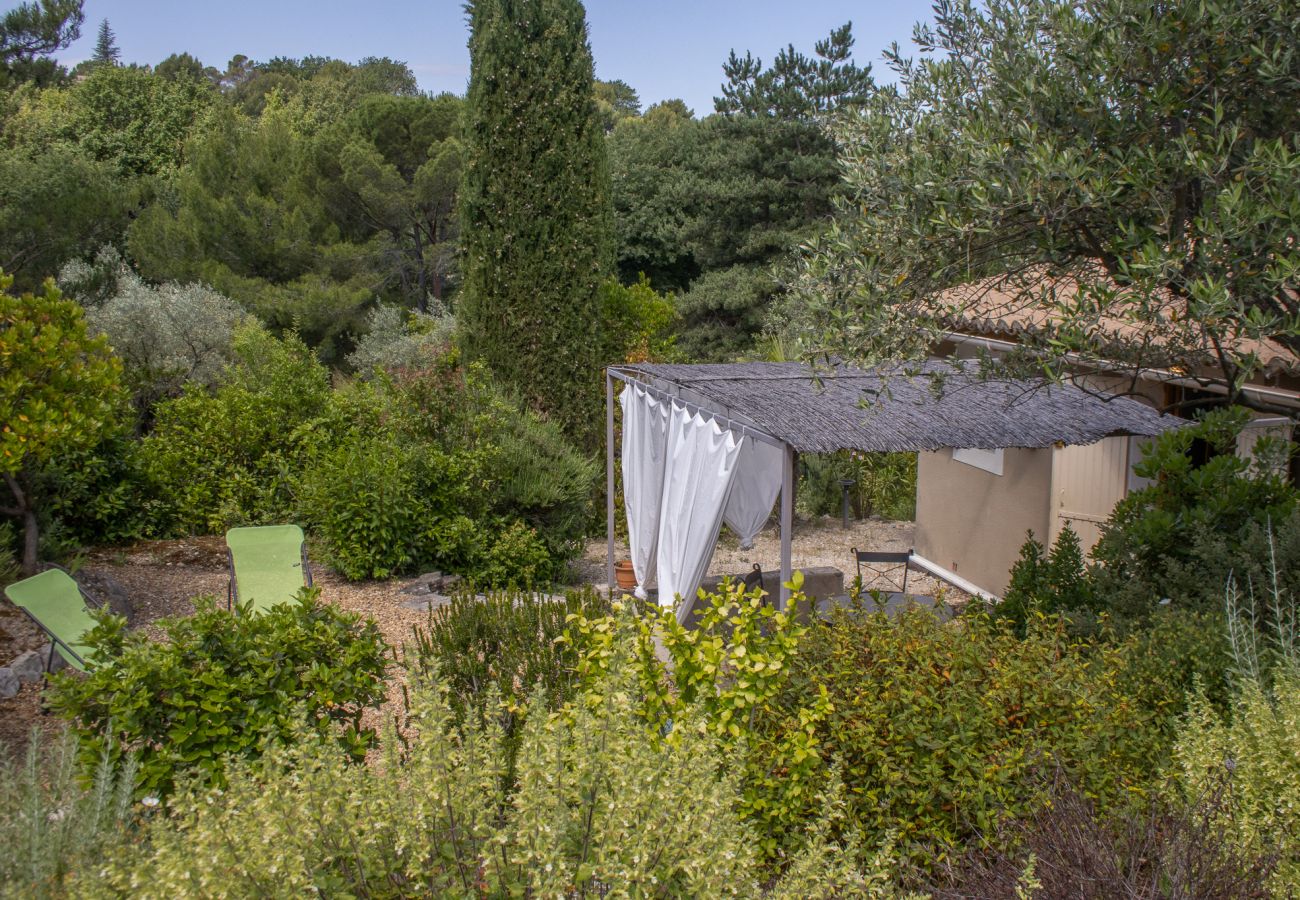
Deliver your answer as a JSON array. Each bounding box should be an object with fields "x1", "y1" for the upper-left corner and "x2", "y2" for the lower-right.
[
  {"x1": 308, "y1": 93, "x2": 462, "y2": 311},
  {"x1": 0, "y1": 0, "x2": 82, "y2": 85},
  {"x1": 155, "y1": 51, "x2": 213, "y2": 84},
  {"x1": 715, "y1": 22, "x2": 873, "y2": 119},
  {"x1": 594, "y1": 77, "x2": 639, "y2": 132},
  {"x1": 0, "y1": 144, "x2": 136, "y2": 292},
  {"x1": 90, "y1": 17, "x2": 117, "y2": 66},
  {"x1": 128, "y1": 104, "x2": 373, "y2": 361},
  {"x1": 459, "y1": 0, "x2": 613, "y2": 443},
  {"x1": 609, "y1": 112, "x2": 842, "y2": 359},
  {"x1": 788, "y1": 0, "x2": 1300, "y2": 412},
  {"x1": 0, "y1": 272, "x2": 122, "y2": 574},
  {"x1": 7, "y1": 63, "x2": 215, "y2": 176}
]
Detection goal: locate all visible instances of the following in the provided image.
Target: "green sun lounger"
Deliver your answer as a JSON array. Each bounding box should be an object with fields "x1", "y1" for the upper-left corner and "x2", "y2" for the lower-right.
[
  {"x1": 225, "y1": 525, "x2": 313, "y2": 613},
  {"x1": 3, "y1": 568, "x2": 101, "y2": 672}
]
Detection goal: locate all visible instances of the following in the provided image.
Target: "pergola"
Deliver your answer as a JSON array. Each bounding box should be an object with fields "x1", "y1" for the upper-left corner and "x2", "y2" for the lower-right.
[{"x1": 604, "y1": 361, "x2": 1180, "y2": 611}]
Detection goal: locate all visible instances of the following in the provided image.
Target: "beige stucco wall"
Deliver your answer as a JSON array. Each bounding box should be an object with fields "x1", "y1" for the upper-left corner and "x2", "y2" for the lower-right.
[{"x1": 914, "y1": 447, "x2": 1054, "y2": 597}]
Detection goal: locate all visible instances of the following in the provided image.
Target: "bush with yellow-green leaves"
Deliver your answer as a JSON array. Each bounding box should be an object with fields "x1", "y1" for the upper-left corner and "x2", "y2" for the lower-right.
[{"x1": 81, "y1": 650, "x2": 911, "y2": 899}]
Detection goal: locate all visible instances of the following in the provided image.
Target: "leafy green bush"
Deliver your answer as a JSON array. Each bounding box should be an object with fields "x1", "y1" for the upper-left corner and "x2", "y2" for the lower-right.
[
  {"x1": 0, "y1": 728, "x2": 139, "y2": 900},
  {"x1": 994, "y1": 526, "x2": 1093, "y2": 634},
  {"x1": 46, "y1": 589, "x2": 389, "y2": 798},
  {"x1": 302, "y1": 357, "x2": 595, "y2": 584},
  {"x1": 297, "y1": 431, "x2": 483, "y2": 580},
  {"x1": 1092, "y1": 408, "x2": 1298, "y2": 616},
  {"x1": 85, "y1": 658, "x2": 901, "y2": 897},
  {"x1": 798, "y1": 450, "x2": 917, "y2": 522},
  {"x1": 598, "y1": 273, "x2": 679, "y2": 363},
  {"x1": 567, "y1": 577, "x2": 832, "y2": 859},
  {"x1": 774, "y1": 605, "x2": 1166, "y2": 866},
  {"x1": 139, "y1": 324, "x2": 334, "y2": 533},
  {"x1": 1176, "y1": 670, "x2": 1300, "y2": 896},
  {"x1": 411, "y1": 586, "x2": 609, "y2": 777}
]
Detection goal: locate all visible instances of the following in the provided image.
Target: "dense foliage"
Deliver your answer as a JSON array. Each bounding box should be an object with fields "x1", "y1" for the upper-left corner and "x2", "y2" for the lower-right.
[
  {"x1": 787, "y1": 0, "x2": 1300, "y2": 403},
  {"x1": 1092, "y1": 408, "x2": 1299, "y2": 616},
  {"x1": 77, "y1": 668, "x2": 900, "y2": 898},
  {"x1": 459, "y1": 0, "x2": 613, "y2": 444},
  {"x1": 0, "y1": 729, "x2": 137, "y2": 900},
  {"x1": 46, "y1": 588, "x2": 389, "y2": 798},
  {"x1": 0, "y1": 271, "x2": 122, "y2": 573}
]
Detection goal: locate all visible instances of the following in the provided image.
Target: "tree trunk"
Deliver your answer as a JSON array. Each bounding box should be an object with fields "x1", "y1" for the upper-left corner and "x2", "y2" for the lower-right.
[
  {"x1": 21, "y1": 507, "x2": 38, "y2": 577},
  {"x1": 412, "y1": 223, "x2": 427, "y2": 314},
  {"x1": 2, "y1": 471, "x2": 38, "y2": 576}
]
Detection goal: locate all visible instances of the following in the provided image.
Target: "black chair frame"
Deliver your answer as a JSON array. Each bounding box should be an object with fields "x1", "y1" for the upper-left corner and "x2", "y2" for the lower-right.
[{"x1": 851, "y1": 547, "x2": 914, "y2": 596}]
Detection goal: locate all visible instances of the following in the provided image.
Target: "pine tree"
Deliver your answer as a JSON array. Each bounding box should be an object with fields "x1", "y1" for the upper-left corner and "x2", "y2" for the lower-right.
[
  {"x1": 459, "y1": 0, "x2": 613, "y2": 446},
  {"x1": 91, "y1": 18, "x2": 118, "y2": 66}
]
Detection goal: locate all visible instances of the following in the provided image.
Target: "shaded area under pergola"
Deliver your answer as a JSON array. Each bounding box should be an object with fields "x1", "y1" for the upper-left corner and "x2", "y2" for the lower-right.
[{"x1": 605, "y1": 361, "x2": 1182, "y2": 609}]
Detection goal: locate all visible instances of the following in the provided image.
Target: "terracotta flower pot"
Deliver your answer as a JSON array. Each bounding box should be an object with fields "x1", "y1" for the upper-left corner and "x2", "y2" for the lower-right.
[{"x1": 614, "y1": 559, "x2": 637, "y2": 591}]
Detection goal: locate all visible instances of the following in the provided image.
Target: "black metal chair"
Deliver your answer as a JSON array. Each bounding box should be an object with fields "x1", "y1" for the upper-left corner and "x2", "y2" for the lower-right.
[
  {"x1": 851, "y1": 547, "x2": 914, "y2": 596},
  {"x1": 741, "y1": 562, "x2": 766, "y2": 596}
]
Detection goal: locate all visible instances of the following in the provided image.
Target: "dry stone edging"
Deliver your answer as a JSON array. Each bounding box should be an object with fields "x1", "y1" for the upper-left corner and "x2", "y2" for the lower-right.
[{"x1": 0, "y1": 644, "x2": 66, "y2": 699}]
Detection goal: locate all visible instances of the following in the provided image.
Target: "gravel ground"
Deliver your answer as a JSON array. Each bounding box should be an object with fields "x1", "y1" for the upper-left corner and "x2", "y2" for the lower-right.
[
  {"x1": 1, "y1": 515, "x2": 968, "y2": 761},
  {"x1": 577, "y1": 514, "x2": 971, "y2": 605}
]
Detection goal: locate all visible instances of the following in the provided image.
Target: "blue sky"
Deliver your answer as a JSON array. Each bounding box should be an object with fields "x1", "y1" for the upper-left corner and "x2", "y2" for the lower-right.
[{"x1": 55, "y1": 1, "x2": 939, "y2": 114}]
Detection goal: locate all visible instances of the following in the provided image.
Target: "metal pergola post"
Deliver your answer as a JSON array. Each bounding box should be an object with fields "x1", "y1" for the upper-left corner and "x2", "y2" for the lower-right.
[
  {"x1": 605, "y1": 369, "x2": 616, "y2": 597},
  {"x1": 779, "y1": 443, "x2": 794, "y2": 611}
]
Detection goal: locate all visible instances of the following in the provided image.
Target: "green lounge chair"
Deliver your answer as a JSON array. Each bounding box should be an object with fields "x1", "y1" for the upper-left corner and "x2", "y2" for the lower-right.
[
  {"x1": 3, "y1": 568, "x2": 101, "y2": 672},
  {"x1": 225, "y1": 525, "x2": 313, "y2": 613}
]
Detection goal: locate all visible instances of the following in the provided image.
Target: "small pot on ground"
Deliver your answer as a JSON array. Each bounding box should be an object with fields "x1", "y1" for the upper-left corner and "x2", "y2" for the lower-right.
[{"x1": 614, "y1": 559, "x2": 637, "y2": 591}]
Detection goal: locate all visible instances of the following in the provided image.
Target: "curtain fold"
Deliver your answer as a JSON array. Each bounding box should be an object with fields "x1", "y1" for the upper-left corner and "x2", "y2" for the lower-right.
[
  {"x1": 656, "y1": 403, "x2": 743, "y2": 622},
  {"x1": 619, "y1": 385, "x2": 669, "y2": 599},
  {"x1": 722, "y1": 437, "x2": 783, "y2": 549}
]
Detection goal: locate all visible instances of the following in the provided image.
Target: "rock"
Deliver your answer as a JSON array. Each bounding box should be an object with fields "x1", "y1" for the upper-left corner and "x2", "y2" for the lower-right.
[
  {"x1": 0, "y1": 667, "x2": 18, "y2": 699},
  {"x1": 401, "y1": 572, "x2": 464, "y2": 596},
  {"x1": 10, "y1": 648, "x2": 46, "y2": 681},
  {"x1": 401, "y1": 594, "x2": 450, "y2": 612}
]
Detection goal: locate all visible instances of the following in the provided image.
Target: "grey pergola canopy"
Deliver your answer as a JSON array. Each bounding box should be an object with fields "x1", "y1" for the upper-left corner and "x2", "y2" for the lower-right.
[{"x1": 618, "y1": 361, "x2": 1181, "y2": 453}]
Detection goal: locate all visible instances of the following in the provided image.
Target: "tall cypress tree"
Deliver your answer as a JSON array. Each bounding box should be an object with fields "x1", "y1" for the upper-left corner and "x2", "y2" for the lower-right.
[{"x1": 459, "y1": 0, "x2": 612, "y2": 447}]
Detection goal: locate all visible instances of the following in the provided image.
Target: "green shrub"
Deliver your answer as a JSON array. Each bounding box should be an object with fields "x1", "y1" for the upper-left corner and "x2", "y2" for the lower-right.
[
  {"x1": 297, "y1": 431, "x2": 483, "y2": 580},
  {"x1": 46, "y1": 589, "x2": 389, "y2": 798},
  {"x1": 32, "y1": 430, "x2": 159, "y2": 550},
  {"x1": 598, "y1": 273, "x2": 679, "y2": 363},
  {"x1": 1092, "y1": 407, "x2": 1298, "y2": 616},
  {"x1": 567, "y1": 577, "x2": 832, "y2": 859},
  {"x1": 798, "y1": 450, "x2": 917, "y2": 522},
  {"x1": 994, "y1": 525, "x2": 1093, "y2": 634},
  {"x1": 139, "y1": 324, "x2": 334, "y2": 533},
  {"x1": 302, "y1": 357, "x2": 596, "y2": 584},
  {"x1": 85, "y1": 658, "x2": 902, "y2": 897},
  {"x1": 411, "y1": 586, "x2": 609, "y2": 779},
  {"x1": 775, "y1": 605, "x2": 1166, "y2": 867},
  {"x1": 1176, "y1": 670, "x2": 1300, "y2": 896},
  {"x1": 0, "y1": 728, "x2": 139, "y2": 900}
]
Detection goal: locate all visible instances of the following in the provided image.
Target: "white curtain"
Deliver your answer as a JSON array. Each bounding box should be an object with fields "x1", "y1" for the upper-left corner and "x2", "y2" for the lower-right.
[
  {"x1": 723, "y1": 438, "x2": 783, "y2": 549},
  {"x1": 620, "y1": 386, "x2": 670, "y2": 599},
  {"x1": 656, "y1": 403, "x2": 743, "y2": 622}
]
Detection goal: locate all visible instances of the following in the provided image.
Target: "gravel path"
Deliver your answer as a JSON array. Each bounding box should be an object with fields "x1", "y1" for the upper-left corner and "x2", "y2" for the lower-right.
[{"x1": 577, "y1": 514, "x2": 971, "y2": 605}]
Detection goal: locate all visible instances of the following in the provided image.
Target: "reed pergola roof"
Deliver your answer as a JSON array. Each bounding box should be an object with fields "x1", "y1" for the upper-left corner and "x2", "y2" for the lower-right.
[{"x1": 619, "y1": 361, "x2": 1181, "y2": 454}]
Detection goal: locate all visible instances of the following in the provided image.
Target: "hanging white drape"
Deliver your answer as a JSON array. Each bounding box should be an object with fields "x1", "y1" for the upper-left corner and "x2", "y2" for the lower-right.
[
  {"x1": 620, "y1": 386, "x2": 670, "y2": 599},
  {"x1": 722, "y1": 437, "x2": 783, "y2": 549},
  {"x1": 656, "y1": 403, "x2": 743, "y2": 622}
]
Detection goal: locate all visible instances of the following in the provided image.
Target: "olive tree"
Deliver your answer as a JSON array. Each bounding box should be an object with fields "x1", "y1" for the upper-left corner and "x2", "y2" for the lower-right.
[
  {"x1": 0, "y1": 272, "x2": 122, "y2": 573},
  {"x1": 787, "y1": 0, "x2": 1300, "y2": 413}
]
